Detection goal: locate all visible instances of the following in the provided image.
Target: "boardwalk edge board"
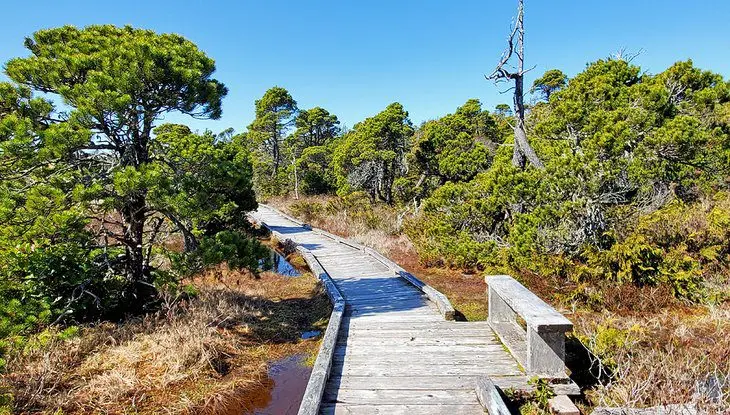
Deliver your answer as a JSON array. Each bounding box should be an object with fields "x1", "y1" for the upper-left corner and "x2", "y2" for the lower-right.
[
  {"x1": 258, "y1": 204, "x2": 457, "y2": 320},
  {"x1": 475, "y1": 377, "x2": 512, "y2": 415},
  {"x1": 296, "y1": 246, "x2": 345, "y2": 415}
]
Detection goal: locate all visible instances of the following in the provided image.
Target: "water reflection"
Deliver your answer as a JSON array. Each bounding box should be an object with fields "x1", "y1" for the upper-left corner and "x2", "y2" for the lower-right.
[
  {"x1": 259, "y1": 248, "x2": 300, "y2": 277},
  {"x1": 250, "y1": 354, "x2": 312, "y2": 415},
  {"x1": 300, "y1": 330, "x2": 321, "y2": 340}
]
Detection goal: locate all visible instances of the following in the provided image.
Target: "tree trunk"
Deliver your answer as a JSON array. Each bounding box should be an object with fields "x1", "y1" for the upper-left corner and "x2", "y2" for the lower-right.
[
  {"x1": 293, "y1": 155, "x2": 299, "y2": 199},
  {"x1": 512, "y1": 5, "x2": 544, "y2": 170},
  {"x1": 272, "y1": 126, "x2": 280, "y2": 176},
  {"x1": 512, "y1": 75, "x2": 543, "y2": 169},
  {"x1": 164, "y1": 211, "x2": 199, "y2": 253},
  {"x1": 122, "y1": 195, "x2": 148, "y2": 286},
  {"x1": 489, "y1": 0, "x2": 544, "y2": 171},
  {"x1": 118, "y1": 126, "x2": 155, "y2": 292}
]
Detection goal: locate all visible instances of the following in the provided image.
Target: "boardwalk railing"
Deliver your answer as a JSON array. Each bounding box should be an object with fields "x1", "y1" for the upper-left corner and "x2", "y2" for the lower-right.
[{"x1": 486, "y1": 275, "x2": 573, "y2": 378}]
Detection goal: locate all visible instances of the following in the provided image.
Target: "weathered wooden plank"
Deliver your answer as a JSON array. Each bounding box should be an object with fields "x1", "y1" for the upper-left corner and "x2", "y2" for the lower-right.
[
  {"x1": 333, "y1": 344, "x2": 512, "y2": 354},
  {"x1": 338, "y1": 329, "x2": 493, "y2": 338},
  {"x1": 346, "y1": 303, "x2": 429, "y2": 314},
  {"x1": 325, "y1": 271, "x2": 396, "y2": 279},
  {"x1": 323, "y1": 389, "x2": 480, "y2": 405},
  {"x1": 333, "y1": 355, "x2": 518, "y2": 367},
  {"x1": 337, "y1": 290, "x2": 418, "y2": 300},
  {"x1": 292, "y1": 247, "x2": 344, "y2": 415},
  {"x1": 346, "y1": 306, "x2": 434, "y2": 317},
  {"x1": 324, "y1": 374, "x2": 579, "y2": 395},
  {"x1": 344, "y1": 316, "x2": 444, "y2": 324},
  {"x1": 343, "y1": 292, "x2": 426, "y2": 303},
  {"x1": 336, "y1": 337, "x2": 498, "y2": 346},
  {"x1": 340, "y1": 321, "x2": 490, "y2": 331},
  {"x1": 337, "y1": 284, "x2": 415, "y2": 293},
  {"x1": 345, "y1": 311, "x2": 442, "y2": 319},
  {"x1": 320, "y1": 404, "x2": 485, "y2": 415},
  {"x1": 475, "y1": 377, "x2": 511, "y2": 415},
  {"x1": 329, "y1": 362, "x2": 522, "y2": 377},
  {"x1": 332, "y1": 350, "x2": 515, "y2": 361},
  {"x1": 337, "y1": 285, "x2": 414, "y2": 295},
  {"x1": 322, "y1": 262, "x2": 389, "y2": 269},
  {"x1": 335, "y1": 279, "x2": 412, "y2": 288},
  {"x1": 490, "y1": 321, "x2": 528, "y2": 367},
  {"x1": 326, "y1": 375, "x2": 483, "y2": 391},
  {"x1": 346, "y1": 297, "x2": 426, "y2": 307},
  {"x1": 332, "y1": 352, "x2": 517, "y2": 364},
  {"x1": 486, "y1": 275, "x2": 572, "y2": 378},
  {"x1": 298, "y1": 304, "x2": 344, "y2": 415},
  {"x1": 333, "y1": 345, "x2": 515, "y2": 356},
  {"x1": 362, "y1": 247, "x2": 457, "y2": 320}
]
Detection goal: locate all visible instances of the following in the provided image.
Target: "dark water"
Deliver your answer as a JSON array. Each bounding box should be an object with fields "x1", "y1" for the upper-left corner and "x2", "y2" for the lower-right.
[
  {"x1": 259, "y1": 248, "x2": 300, "y2": 277},
  {"x1": 249, "y1": 354, "x2": 312, "y2": 415},
  {"x1": 300, "y1": 330, "x2": 322, "y2": 340}
]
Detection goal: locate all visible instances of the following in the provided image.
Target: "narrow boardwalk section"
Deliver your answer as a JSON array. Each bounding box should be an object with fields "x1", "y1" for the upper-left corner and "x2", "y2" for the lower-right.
[{"x1": 251, "y1": 206, "x2": 524, "y2": 415}]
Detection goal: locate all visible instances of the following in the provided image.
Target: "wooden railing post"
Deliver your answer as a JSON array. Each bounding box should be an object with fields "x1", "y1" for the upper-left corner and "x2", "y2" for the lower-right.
[
  {"x1": 488, "y1": 284, "x2": 517, "y2": 325},
  {"x1": 485, "y1": 275, "x2": 573, "y2": 379},
  {"x1": 526, "y1": 327, "x2": 568, "y2": 378}
]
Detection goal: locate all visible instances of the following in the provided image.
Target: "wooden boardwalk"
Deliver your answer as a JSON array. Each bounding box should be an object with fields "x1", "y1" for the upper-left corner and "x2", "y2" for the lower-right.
[{"x1": 251, "y1": 205, "x2": 527, "y2": 415}]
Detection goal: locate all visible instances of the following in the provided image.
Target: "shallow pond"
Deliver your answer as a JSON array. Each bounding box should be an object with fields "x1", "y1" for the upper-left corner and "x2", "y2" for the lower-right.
[
  {"x1": 259, "y1": 248, "x2": 300, "y2": 277},
  {"x1": 300, "y1": 330, "x2": 322, "y2": 340},
  {"x1": 248, "y1": 354, "x2": 312, "y2": 414}
]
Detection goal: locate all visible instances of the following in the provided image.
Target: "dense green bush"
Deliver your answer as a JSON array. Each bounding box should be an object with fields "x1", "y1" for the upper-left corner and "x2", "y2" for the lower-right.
[{"x1": 406, "y1": 59, "x2": 730, "y2": 301}]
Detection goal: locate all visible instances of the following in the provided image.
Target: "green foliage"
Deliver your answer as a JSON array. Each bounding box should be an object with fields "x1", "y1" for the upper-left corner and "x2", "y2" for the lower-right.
[
  {"x1": 150, "y1": 124, "x2": 258, "y2": 238},
  {"x1": 584, "y1": 195, "x2": 730, "y2": 299},
  {"x1": 289, "y1": 201, "x2": 325, "y2": 223},
  {"x1": 247, "y1": 86, "x2": 299, "y2": 196},
  {"x1": 411, "y1": 99, "x2": 496, "y2": 189},
  {"x1": 531, "y1": 69, "x2": 567, "y2": 100},
  {"x1": 577, "y1": 322, "x2": 641, "y2": 370},
  {"x1": 407, "y1": 59, "x2": 730, "y2": 302},
  {"x1": 198, "y1": 231, "x2": 271, "y2": 274},
  {"x1": 0, "y1": 391, "x2": 12, "y2": 414},
  {"x1": 6, "y1": 25, "x2": 226, "y2": 121},
  {"x1": 495, "y1": 103, "x2": 512, "y2": 116},
  {"x1": 242, "y1": 88, "x2": 345, "y2": 198},
  {"x1": 527, "y1": 376, "x2": 556, "y2": 410},
  {"x1": 291, "y1": 107, "x2": 340, "y2": 149},
  {"x1": 296, "y1": 145, "x2": 336, "y2": 195},
  {"x1": 333, "y1": 103, "x2": 413, "y2": 203}
]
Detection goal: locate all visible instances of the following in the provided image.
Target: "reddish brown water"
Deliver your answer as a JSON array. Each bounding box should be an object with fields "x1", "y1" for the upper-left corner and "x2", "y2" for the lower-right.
[{"x1": 246, "y1": 354, "x2": 312, "y2": 415}]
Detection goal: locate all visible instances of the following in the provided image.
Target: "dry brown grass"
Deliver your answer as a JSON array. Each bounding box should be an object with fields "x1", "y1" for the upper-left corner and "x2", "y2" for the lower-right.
[
  {"x1": 2, "y1": 266, "x2": 330, "y2": 414},
  {"x1": 574, "y1": 305, "x2": 730, "y2": 412},
  {"x1": 268, "y1": 195, "x2": 402, "y2": 238}
]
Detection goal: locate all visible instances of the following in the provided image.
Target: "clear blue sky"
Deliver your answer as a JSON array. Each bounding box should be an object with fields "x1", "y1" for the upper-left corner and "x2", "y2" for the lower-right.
[{"x1": 2, "y1": 0, "x2": 729, "y2": 133}]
